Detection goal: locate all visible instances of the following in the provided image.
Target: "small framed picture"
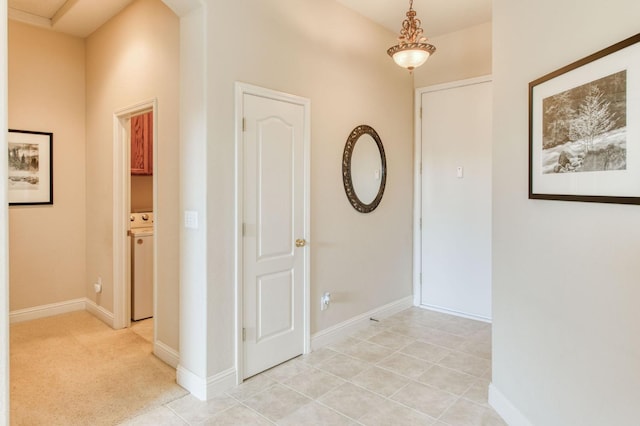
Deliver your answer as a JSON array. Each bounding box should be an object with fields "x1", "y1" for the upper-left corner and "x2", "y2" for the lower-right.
[
  {"x1": 8, "y1": 129, "x2": 53, "y2": 205},
  {"x1": 529, "y1": 33, "x2": 640, "y2": 204}
]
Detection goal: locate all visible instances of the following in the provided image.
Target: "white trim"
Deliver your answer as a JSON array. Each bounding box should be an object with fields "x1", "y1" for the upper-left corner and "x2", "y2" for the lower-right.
[
  {"x1": 489, "y1": 383, "x2": 533, "y2": 426},
  {"x1": 234, "y1": 82, "x2": 311, "y2": 383},
  {"x1": 154, "y1": 340, "x2": 180, "y2": 369},
  {"x1": 419, "y1": 304, "x2": 491, "y2": 323},
  {"x1": 113, "y1": 99, "x2": 158, "y2": 332},
  {"x1": 177, "y1": 366, "x2": 207, "y2": 401},
  {"x1": 207, "y1": 368, "x2": 237, "y2": 397},
  {"x1": 412, "y1": 84, "x2": 423, "y2": 307},
  {"x1": 417, "y1": 74, "x2": 493, "y2": 95},
  {"x1": 7, "y1": 8, "x2": 51, "y2": 30},
  {"x1": 85, "y1": 298, "x2": 116, "y2": 327},
  {"x1": 234, "y1": 83, "x2": 244, "y2": 385},
  {"x1": 311, "y1": 296, "x2": 413, "y2": 350},
  {"x1": 414, "y1": 75, "x2": 493, "y2": 316},
  {"x1": 161, "y1": 0, "x2": 202, "y2": 17},
  {"x1": 8, "y1": 298, "x2": 115, "y2": 327},
  {"x1": 9, "y1": 298, "x2": 86, "y2": 324},
  {"x1": 177, "y1": 366, "x2": 237, "y2": 401},
  {"x1": 1, "y1": 2, "x2": 9, "y2": 423}
]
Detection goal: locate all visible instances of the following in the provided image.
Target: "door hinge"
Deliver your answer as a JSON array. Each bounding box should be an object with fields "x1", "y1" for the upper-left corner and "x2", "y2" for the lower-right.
[
  {"x1": 242, "y1": 328, "x2": 246, "y2": 341},
  {"x1": 420, "y1": 107, "x2": 423, "y2": 119},
  {"x1": 242, "y1": 223, "x2": 246, "y2": 236},
  {"x1": 419, "y1": 218, "x2": 422, "y2": 229},
  {"x1": 242, "y1": 118, "x2": 246, "y2": 132}
]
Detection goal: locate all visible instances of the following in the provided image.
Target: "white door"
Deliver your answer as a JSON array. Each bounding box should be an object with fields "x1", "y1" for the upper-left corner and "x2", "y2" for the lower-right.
[
  {"x1": 420, "y1": 78, "x2": 492, "y2": 320},
  {"x1": 242, "y1": 91, "x2": 308, "y2": 378}
]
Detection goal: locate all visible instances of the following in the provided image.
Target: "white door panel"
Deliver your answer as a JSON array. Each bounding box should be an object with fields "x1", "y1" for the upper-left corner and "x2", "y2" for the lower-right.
[
  {"x1": 420, "y1": 79, "x2": 492, "y2": 320},
  {"x1": 256, "y1": 270, "x2": 294, "y2": 341},
  {"x1": 243, "y1": 92, "x2": 306, "y2": 378},
  {"x1": 257, "y1": 118, "x2": 294, "y2": 259}
]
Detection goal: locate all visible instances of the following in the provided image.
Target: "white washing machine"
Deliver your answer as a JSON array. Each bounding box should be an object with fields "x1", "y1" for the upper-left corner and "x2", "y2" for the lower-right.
[{"x1": 130, "y1": 212, "x2": 154, "y2": 321}]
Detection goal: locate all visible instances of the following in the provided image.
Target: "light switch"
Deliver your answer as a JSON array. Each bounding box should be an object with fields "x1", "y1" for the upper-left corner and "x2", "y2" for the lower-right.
[
  {"x1": 185, "y1": 210, "x2": 198, "y2": 229},
  {"x1": 456, "y1": 166, "x2": 464, "y2": 179},
  {"x1": 374, "y1": 169, "x2": 381, "y2": 180}
]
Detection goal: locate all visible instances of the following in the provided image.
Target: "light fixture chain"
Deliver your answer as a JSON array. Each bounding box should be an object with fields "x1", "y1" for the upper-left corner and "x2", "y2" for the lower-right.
[{"x1": 399, "y1": 2, "x2": 426, "y2": 44}]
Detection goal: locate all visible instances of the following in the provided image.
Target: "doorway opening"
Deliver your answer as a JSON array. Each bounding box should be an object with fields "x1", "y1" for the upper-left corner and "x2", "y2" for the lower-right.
[{"x1": 113, "y1": 100, "x2": 158, "y2": 341}]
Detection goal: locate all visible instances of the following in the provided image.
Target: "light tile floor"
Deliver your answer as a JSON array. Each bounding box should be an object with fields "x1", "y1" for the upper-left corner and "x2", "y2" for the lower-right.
[{"x1": 121, "y1": 307, "x2": 506, "y2": 425}]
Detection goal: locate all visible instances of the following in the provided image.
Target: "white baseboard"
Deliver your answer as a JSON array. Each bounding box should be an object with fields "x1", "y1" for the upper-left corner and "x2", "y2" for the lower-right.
[
  {"x1": 311, "y1": 296, "x2": 413, "y2": 350},
  {"x1": 176, "y1": 365, "x2": 206, "y2": 400},
  {"x1": 419, "y1": 303, "x2": 492, "y2": 323},
  {"x1": 85, "y1": 298, "x2": 115, "y2": 328},
  {"x1": 9, "y1": 298, "x2": 87, "y2": 324},
  {"x1": 10, "y1": 298, "x2": 116, "y2": 328},
  {"x1": 207, "y1": 367, "x2": 237, "y2": 397},
  {"x1": 489, "y1": 383, "x2": 533, "y2": 426},
  {"x1": 154, "y1": 340, "x2": 179, "y2": 369},
  {"x1": 177, "y1": 365, "x2": 237, "y2": 401}
]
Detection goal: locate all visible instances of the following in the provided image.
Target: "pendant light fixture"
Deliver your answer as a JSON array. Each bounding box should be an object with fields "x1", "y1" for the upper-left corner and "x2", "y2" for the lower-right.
[{"x1": 387, "y1": 0, "x2": 436, "y2": 72}]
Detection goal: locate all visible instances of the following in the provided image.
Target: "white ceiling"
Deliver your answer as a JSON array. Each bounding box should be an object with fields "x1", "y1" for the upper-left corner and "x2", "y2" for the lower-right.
[
  {"x1": 336, "y1": 0, "x2": 491, "y2": 38},
  {"x1": 8, "y1": 0, "x2": 491, "y2": 40},
  {"x1": 8, "y1": 0, "x2": 135, "y2": 38}
]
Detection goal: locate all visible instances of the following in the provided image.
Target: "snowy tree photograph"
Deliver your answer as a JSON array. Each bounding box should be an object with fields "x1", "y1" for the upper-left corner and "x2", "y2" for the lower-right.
[
  {"x1": 541, "y1": 70, "x2": 626, "y2": 174},
  {"x1": 8, "y1": 130, "x2": 53, "y2": 205},
  {"x1": 8, "y1": 143, "x2": 40, "y2": 189}
]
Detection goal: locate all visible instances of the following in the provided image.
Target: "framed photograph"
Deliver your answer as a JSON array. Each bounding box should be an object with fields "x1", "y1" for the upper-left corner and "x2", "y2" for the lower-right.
[
  {"x1": 529, "y1": 33, "x2": 640, "y2": 204},
  {"x1": 8, "y1": 129, "x2": 53, "y2": 205}
]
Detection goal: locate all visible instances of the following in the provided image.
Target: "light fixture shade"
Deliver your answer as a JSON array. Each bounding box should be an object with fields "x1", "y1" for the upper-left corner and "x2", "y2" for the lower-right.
[
  {"x1": 388, "y1": 0, "x2": 436, "y2": 72},
  {"x1": 387, "y1": 43, "x2": 435, "y2": 71}
]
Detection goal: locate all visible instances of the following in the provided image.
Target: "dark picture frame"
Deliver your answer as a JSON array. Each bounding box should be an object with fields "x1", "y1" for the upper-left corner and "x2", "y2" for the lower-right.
[
  {"x1": 529, "y1": 33, "x2": 640, "y2": 204},
  {"x1": 8, "y1": 129, "x2": 53, "y2": 206}
]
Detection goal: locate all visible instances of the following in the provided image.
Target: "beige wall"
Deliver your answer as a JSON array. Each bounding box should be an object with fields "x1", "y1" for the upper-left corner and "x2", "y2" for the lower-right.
[
  {"x1": 201, "y1": 0, "x2": 414, "y2": 375},
  {"x1": 85, "y1": 0, "x2": 179, "y2": 350},
  {"x1": 8, "y1": 21, "x2": 86, "y2": 310},
  {"x1": 131, "y1": 176, "x2": 153, "y2": 213},
  {"x1": 492, "y1": 0, "x2": 640, "y2": 424},
  {"x1": 414, "y1": 21, "x2": 492, "y2": 88}
]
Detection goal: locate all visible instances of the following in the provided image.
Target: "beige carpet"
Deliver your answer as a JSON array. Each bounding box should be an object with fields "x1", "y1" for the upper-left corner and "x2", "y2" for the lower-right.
[{"x1": 10, "y1": 311, "x2": 187, "y2": 425}]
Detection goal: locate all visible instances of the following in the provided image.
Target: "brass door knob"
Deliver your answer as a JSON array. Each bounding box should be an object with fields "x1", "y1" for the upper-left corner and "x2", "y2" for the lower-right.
[{"x1": 295, "y1": 239, "x2": 306, "y2": 248}]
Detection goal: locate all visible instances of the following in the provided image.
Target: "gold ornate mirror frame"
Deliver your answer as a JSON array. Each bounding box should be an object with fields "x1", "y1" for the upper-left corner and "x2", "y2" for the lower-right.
[{"x1": 342, "y1": 125, "x2": 387, "y2": 213}]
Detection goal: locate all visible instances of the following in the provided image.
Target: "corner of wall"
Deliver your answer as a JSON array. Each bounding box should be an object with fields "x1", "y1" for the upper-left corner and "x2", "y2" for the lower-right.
[
  {"x1": 176, "y1": 365, "x2": 236, "y2": 401},
  {"x1": 489, "y1": 383, "x2": 533, "y2": 426}
]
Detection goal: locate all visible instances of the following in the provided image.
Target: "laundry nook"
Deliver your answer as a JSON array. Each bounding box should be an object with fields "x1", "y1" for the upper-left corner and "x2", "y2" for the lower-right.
[{"x1": 130, "y1": 211, "x2": 153, "y2": 321}]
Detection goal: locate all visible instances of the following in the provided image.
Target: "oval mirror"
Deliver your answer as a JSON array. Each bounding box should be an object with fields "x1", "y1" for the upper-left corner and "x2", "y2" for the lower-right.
[{"x1": 342, "y1": 125, "x2": 387, "y2": 213}]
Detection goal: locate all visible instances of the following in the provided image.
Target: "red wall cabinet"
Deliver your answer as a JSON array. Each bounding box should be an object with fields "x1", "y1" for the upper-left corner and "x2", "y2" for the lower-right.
[{"x1": 131, "y1": 111, "x2": 153, "y2": 175}]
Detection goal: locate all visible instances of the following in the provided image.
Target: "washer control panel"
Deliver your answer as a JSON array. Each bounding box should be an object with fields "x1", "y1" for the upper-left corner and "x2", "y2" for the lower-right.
[{"x1": 130, "y1": 212, "x2": 154, "y2": 230}]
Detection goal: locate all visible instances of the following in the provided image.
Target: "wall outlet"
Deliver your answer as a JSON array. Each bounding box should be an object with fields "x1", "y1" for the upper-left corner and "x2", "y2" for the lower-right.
[
  {"x1": 320, "y1": 292, "x2": 331, "y2": 311},
  {"x1": 94, "y1": 277, "x2": 102, "y2": 294}
]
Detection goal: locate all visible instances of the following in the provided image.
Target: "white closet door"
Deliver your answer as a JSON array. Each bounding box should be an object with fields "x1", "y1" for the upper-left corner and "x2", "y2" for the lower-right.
[
  {"x1": 242, "y1": 92, "x2": 307, "y2": 378},
  {"x1": 420, "y1": 79, "x2": 493, "y2": 320}
]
